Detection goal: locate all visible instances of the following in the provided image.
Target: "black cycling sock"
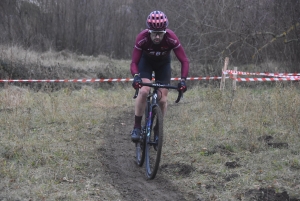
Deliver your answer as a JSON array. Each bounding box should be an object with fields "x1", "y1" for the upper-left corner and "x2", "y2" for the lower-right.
[{"x1": 134, "y1": 115, "x2": 142, "y2": 129}]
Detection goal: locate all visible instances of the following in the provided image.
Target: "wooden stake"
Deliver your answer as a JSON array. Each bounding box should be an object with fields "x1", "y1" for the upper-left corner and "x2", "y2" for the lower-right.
[
  {"x1": 220, "y1": 57, "x2": 229, "y2": 90},
  {"x1": 233, "y1": 67, "x2": 237, "y2": 90}
]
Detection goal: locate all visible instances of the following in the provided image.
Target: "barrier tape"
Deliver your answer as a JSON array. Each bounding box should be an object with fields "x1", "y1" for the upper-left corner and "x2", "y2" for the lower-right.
[
  {"x1": 224, "y1": 70, "x2": 300, "y2": 77},
  {"x1": 185, "y1": 77, "x2": 224, "y2": 80},
  {"x1": 0, "y1": 78, "x2": 132, "y2": 83},
  {"x1": 3, "y1": 69, "x2": 298, "y2": 83},
  {"x1": 0, "y1": 76, "x2": 224, "y2": 83},
  {"x1": 1, "y1": 74, "x2": 298, "y2": 82},
  {"x1": 231, "y1": 77, "x2": 300, "y2": 82}
]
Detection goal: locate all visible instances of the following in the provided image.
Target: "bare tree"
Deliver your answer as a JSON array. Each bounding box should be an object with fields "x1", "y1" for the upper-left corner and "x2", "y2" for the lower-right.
[{"x1": 0, "y1": 0, "x2": 299, "y2": 71}]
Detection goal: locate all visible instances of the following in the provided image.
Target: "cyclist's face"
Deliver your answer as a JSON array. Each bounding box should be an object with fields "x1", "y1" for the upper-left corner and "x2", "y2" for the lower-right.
[{"x1": 149, "y1": 30, "x2": 166, "y2": 44}]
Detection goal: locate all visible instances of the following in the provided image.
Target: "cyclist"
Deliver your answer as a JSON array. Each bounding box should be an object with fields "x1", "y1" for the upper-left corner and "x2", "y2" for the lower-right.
[{"x1": 130, "y1": 10, "x2": 189, "y2": 142}]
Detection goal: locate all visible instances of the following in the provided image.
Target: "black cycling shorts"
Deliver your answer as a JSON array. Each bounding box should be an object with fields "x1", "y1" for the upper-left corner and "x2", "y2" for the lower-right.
[{"x1": 138, "y1": 53, "x2": 171, "y2": 84}]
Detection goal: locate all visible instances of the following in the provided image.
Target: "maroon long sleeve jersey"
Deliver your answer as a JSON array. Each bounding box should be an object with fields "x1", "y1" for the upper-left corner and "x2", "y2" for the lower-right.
[{"x1": 130, "y1": 29, "x2": 189, "y2": 79}]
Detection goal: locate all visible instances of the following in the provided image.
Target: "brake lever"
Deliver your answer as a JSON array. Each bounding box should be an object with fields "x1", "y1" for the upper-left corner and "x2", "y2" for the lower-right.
[
  {"x1": 175, "y1": 91, "x2": 183, "y2": 103},
  {"x1": 133, "y1": 88, "x2": 139, "y2": 99}
]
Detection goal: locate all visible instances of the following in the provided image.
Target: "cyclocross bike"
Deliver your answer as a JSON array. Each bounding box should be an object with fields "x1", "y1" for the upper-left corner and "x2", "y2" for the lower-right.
[{"x1": 133, "y1": 81, "x2": 183, "y2": 179}]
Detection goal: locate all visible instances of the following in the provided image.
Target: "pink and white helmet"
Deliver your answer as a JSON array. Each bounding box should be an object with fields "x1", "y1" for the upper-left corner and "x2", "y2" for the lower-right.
[{"x1": 146, "y1": 11, "x2": 168, "y2": 31}]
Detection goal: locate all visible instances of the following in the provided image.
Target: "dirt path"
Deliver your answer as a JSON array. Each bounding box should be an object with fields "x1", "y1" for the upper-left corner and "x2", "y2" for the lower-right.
[{"x1": 99, "y1": 109, "x2": 188, "y2": 201}]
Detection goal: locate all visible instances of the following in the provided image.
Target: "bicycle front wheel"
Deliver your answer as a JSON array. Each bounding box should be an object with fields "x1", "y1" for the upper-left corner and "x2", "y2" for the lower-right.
[{"x1": 145, "y1": 105, "x2": 163, "y2": 179}]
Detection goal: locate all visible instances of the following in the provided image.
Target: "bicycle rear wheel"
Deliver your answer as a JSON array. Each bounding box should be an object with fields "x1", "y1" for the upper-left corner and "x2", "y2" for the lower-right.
[
  {"x1": 136, "y1": 127, "x2": 145, "y2": 166},
  {"x1": 145, "y1": 105, "x2": 163, "y2": 179}
]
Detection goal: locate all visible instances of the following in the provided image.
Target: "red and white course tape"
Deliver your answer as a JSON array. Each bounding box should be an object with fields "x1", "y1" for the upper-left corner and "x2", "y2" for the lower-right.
[
  {"x1": 0, "y1": 76, "x2": 224, "y2": 83},
  {"x1": 231, "y1": 77, "x2": 300, "y2": 82},
  {"x1": 224, "y1": 70, "x2": 300, "y2": 82},
  {"x1": 224, "y1": 70, "x2": 300, "y2": 77},
  {"x1": 0, "y1": 78, "x2": 132, "y2": 83}
]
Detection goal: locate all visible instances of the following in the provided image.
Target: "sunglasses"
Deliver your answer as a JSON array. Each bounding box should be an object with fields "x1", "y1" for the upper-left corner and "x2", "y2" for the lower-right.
[{"x1": 149, "y1": 30, "x2": 166, "y2": 37}]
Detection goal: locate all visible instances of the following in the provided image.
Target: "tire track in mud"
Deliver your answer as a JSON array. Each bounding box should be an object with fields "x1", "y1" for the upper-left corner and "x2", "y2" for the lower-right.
[{"x1": 100, "y1": 109, "x2": 187, "y2": 201}]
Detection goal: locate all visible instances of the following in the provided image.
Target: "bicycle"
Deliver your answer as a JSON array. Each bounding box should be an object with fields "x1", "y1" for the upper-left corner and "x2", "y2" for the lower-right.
[{"x1": 133, "y1": 81, "x2": 183, "y2": 179}]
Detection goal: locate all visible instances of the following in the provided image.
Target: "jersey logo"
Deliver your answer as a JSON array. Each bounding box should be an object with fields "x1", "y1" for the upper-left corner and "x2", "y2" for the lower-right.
[
  {"x1": 167, "y1": 37, "x2": 177, "y2": 45},
  {"x1": 137, "y1": 37, "x2": 147, "y2": 46},
  {"x1": 148, "y1": 51, "x2": 166, "y2": 56}
]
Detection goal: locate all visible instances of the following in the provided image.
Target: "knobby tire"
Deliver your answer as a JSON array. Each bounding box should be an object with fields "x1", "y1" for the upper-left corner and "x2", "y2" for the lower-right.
[
  {"x1": 145, "y1": 105, "x2": 163, "y2": 179},
  {"x1": 135, "y1": 128, "x2": 145, "y2": 166}
]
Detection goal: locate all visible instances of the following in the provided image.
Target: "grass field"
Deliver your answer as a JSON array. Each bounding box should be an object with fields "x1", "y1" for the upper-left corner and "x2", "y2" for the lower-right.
[{"x1": 0, "y1": 45, "x2": 300, "y2": 200}]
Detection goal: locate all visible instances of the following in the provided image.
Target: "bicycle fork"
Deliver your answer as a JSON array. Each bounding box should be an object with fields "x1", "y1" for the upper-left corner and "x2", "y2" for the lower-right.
[{"x1": 145, "y1": 90, "x2": 158, "y2": 145}]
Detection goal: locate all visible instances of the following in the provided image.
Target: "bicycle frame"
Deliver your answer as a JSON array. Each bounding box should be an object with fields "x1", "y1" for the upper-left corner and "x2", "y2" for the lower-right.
[
  {"x1": 145, "y1": 87, "x2": 159, "y2": 143},
  {"x1": 134, "y1": 81, "x2": 183, "y2": 136},
  {"x1": 134, "y1": 82, "x2": 182, "y2": 139}
]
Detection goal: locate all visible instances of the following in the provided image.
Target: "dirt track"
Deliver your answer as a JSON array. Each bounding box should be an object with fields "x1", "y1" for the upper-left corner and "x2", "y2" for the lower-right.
[
  {"x1": 87, "y1": 106, "x2": 297, "y2": 201},
  {"x1": 98, "y1": 110, "x2": 189, "y2": 201}
]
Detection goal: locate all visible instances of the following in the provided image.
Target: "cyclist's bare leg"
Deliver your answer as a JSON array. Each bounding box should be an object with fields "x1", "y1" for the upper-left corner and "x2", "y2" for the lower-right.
[
  {"x1": 158, "y1": 88, "x2": 168, "y2": 117},
  {"x1": 135, "y1": 78, "x2": 151, "y2": 116}
]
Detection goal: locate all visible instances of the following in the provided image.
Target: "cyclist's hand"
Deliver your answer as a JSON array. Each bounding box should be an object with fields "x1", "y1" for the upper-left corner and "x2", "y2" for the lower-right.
[
  {"x1": 177, "y1": 80, "x2": 187, "y2": 93},
  {"x1": 132, "y1": 74, "x2": 142, "y2": 89}
]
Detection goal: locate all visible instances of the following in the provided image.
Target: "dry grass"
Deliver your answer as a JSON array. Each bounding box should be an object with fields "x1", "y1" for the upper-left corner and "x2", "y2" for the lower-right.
[
  {"x1": 163, "y1": 84, "x2": 300, "y2": 200},
  {"x1": 0, "y1": 46, "x2": 300, "y2": 200},
  {"x1": 0, "y1": 85, "x2": 133, "y2": 200},
  {"x1": 0, "y1": 45, "x2": 131, "y2": 71}
]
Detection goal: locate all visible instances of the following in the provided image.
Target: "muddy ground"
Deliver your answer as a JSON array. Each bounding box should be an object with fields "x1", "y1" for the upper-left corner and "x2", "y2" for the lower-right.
[
  {"x1": 98, "y1": 110, "x2": 190, "y2": 201},
  {"x1": 94, "y1": 109, "x2": 297, "y2": 201}
]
